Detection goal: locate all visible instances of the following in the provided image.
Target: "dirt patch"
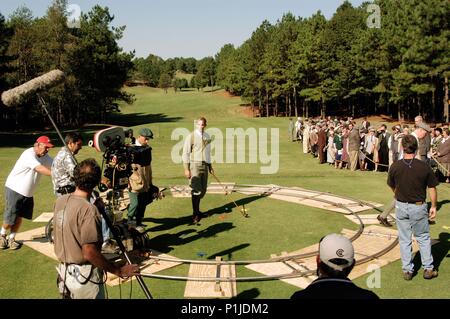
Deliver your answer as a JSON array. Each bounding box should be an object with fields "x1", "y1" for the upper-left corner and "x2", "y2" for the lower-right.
[
  {"x1": 213, "y1": 90, "x2": 235, "y2": 98},
  {"x1": 241, "y1": 105, "x2": 258, "y2": 118}
]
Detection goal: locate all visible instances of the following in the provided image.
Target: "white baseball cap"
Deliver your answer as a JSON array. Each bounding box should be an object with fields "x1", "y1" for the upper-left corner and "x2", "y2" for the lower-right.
[{"x1": 319, "y1": 234, "x2": 355, "y2": 271}]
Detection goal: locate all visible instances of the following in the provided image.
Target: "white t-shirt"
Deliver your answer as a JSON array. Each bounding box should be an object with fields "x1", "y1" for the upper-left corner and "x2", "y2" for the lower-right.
[{"x1": 5, "y1": 147, "x2": 53, "y2": 197}]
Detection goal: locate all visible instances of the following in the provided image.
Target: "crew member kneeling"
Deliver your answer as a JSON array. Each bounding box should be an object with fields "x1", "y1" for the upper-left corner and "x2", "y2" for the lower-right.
[{"x1": 53, "y1": 158, "x2": 139, "y2": 299}]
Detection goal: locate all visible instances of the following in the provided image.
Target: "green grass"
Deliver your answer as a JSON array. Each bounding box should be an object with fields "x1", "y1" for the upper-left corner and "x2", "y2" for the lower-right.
[{"x1": 0, "y1": 87, "x2": 449, "y2": 299}]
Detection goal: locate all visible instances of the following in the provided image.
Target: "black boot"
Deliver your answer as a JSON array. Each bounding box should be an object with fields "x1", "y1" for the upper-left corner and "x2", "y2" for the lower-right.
[{"x1": 192, "y1": 195, "x2": 201, "y2": 223}]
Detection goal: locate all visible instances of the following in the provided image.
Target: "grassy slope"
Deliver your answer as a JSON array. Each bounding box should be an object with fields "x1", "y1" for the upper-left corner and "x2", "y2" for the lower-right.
[{"x1": 0, "y1": 87, "x2": 449, "y2": 299}]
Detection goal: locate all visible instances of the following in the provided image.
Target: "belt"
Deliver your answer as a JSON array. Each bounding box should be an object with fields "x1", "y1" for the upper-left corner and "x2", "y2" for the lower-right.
[
  {"x1": 57, "y1": 185, "x2": 75, "y2": 194},
  {"x1": 397, "y1": 200, "x2": 424, "y2": 205}
]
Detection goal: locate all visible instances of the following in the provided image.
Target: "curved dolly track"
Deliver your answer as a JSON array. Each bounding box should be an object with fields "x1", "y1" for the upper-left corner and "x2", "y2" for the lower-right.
[{"x1": 140, "y1": 184, "x2": 397, "y2": 282}]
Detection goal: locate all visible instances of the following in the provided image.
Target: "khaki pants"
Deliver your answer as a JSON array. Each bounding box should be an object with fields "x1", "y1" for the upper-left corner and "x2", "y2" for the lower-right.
[
  {"x1": 56, "y1": 263, "x2": 105, "y2": 299},
  {"x1": 190, "y1": 162, "x2": 208, "y2": 198},
  {"x1": 349, "y1": 151, "x2": 359, "y2": 171}
]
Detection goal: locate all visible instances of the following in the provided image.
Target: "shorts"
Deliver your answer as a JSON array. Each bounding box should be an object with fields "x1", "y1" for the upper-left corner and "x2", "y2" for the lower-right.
[{"x1": 3, "y1": 187, "x2": 34, "y2": 224}]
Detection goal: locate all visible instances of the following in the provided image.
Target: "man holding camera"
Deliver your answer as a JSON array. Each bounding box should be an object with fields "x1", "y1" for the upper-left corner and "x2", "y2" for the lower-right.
[
  {"x1": 54, "y1": 158, "x2": 139, "y2": 299},
  {"x1": 128, "y1": 127, "x2": 154, "y2": 232}
]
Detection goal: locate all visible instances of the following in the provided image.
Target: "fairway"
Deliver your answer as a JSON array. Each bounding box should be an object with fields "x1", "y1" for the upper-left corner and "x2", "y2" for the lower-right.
[{"x1": 0, "y1": 87, "x2": 449, "y2": 299}]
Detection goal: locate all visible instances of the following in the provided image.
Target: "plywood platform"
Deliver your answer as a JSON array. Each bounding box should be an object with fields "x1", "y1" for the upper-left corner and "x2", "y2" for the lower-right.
[
  {"x1": 106, "y1": 249, "x2": 182, "y2": 286},
  {"x1": 15, "y1": 226, "x2": 57, "y2": 260},
  {"x1": 184, "y1": 261, "x2": 237, "y2": 298},
  {"x1": 33, "y1": 213, "x2": 54, "y2": 223},
  {"x1": 233, "y1": 185, "x2": 383, "y2": 214},
  {"x1": 246, "y1": 225, "x2": 405, "y2": 289},
  {"x1": 15, "y1": 227, "x2": 182, "y2": 287}
]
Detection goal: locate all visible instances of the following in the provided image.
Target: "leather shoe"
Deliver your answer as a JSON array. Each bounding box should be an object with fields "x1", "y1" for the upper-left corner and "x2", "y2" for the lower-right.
[
  {"x1": 403, "y1": 272, "x2": 413, "y2": 281},
  {"x1": 377, "y1": 215, "x2": 392, "y2": 227},
  {"x1": 423, "y1": 269, "x2": 438, "y2": 280},
  {"x1": 192, "y1": 216, "x2": 201, "y2": 224}
]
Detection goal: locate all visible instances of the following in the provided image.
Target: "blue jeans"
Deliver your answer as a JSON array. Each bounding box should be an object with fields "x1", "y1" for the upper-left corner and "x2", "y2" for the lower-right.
[{"x1": 395, "y1": 200, "x2": 434, "y2": 273}]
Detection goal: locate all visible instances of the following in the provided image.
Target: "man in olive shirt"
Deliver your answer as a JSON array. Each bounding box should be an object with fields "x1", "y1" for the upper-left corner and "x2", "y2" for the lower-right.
[
  {"x1": 387, "y1": 135, "x2": 439, "y2": 281},
  {"x1": 53, "y1": 158, "x2": 139, "y2": 299}
]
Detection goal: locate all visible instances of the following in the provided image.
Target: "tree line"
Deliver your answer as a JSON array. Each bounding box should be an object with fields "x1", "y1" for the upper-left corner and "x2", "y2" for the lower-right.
[
  {"x1": 0, "y1": 0, "x2": 134, "y2": 130},
  {"x1": 214, "y1": 0, "x2": 449, "y2": 122},
  {"x1": 131, "y1": 55, "x2": 216, "y2": 92}
]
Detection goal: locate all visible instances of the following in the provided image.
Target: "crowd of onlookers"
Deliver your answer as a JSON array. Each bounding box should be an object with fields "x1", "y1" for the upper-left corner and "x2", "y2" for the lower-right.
[{"x1": 288, "y1": 115, "x2": 450, "y2": 182}]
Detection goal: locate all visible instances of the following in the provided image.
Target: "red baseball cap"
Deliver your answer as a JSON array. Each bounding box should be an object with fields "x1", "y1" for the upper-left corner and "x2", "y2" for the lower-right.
[{"x1": 36, "y1": 136, "x2": 54, "y2": 148}]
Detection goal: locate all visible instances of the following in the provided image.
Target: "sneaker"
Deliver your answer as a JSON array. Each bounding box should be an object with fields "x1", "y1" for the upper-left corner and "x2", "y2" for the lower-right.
[
  {"x1": 9, "y1": 239, "x2": 22, "y2": 250},
  {"x1": 377, "y1": 215, "x2": 392, "y2": 227},
  {"x1": 192, "y1": 216, "x2": 201, "y2": 224},
  {"x1": 403, "y1": 271, "x2": 413, "y2": 281},
  {"x1": 423, "y1": 269, "x2": 438, "y2": 280},
  {"x1": 0, "y1": 235, "x2": 8, "y2": 249}
]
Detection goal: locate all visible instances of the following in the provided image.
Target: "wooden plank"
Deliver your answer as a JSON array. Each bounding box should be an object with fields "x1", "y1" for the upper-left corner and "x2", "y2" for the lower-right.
[
  {"x1": 207, "y1": 183, "x2": 235, "y2": 195},
  {"x1": 169, "y1": 185, "x2": 192, "y2": 198},
  {"x1": 344, "y1": 214, "x2": 396, "y2": 225},
  {"x1": 184, "y1": 262, "x2": 237, "y2": 298},
  {"x1": 33, "y1": 213, "x2": 54, "y2": 223},
  {"x1": 15, "y1": 227, "x2": 58, "y2": 261}
]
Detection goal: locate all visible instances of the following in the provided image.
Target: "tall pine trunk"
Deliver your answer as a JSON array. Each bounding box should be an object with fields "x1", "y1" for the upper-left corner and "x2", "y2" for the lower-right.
[
  {"x1": 294, "y1": 87, "x2": 298, "y2": 118},
  {"x1": 444, "y1": 76, "x2": 448, "y2": 123}
]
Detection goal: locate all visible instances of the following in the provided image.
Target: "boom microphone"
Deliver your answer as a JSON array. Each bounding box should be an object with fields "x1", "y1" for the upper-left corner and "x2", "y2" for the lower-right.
[{"x1": 1, "y1": 69, "x2": 65, "y2": 107}]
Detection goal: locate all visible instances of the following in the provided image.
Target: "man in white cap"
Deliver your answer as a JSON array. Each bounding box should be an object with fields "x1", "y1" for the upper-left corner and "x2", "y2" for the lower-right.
[
  {"x1": 291, "y1": 233, "x2": 379, "y2": 299},
  {"x1": 1, "y1": 136, "x2": 53, "y2": 250}
]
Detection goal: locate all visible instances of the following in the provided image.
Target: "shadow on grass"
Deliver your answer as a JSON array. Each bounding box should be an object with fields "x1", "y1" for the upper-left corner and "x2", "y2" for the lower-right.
[
  {"x1": 107, "y1": 112, "x2": 182, "y2": 127},
  {"x1": 206, "y1": 194, "x2": 269, "y2": 217},
  {"x1": 147, "y1": 222, "x2": 235, "y2": 254},
  {"x1": 233, "y1": 288, "x2": 260, "y2": 299},
  {"x1": 436, "y1": 200, "x2": 450, "y2": 211},
  {"x1": 207, "y1": 243, "x2": 251, "y2": 260},
  {"x1": 411, "y1": 232, "x2": 450, "y2": 277},
  {"x1": 145, "y1": 215, "x2": 193, "y2": 232}
]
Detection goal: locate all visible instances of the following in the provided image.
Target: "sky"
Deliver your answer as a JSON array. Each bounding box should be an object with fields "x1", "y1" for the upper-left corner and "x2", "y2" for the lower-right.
[{"x1": 1, "y1": 0, "x2": 367, "y2": 59}]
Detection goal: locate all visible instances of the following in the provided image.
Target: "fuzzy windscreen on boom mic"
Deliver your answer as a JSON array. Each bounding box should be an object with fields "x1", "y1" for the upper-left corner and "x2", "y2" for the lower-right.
[{"x1": 1, "y1": 69, "x2": 65, "y2": 107}]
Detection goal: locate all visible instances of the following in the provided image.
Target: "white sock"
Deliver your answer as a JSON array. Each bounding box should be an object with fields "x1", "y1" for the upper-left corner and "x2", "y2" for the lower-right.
[
  {"x1": 9, "y1": 233, "x2": 16, "y2": 240},
  {"x1": 0, "y1": 227, "x2": 6, "y2": 236}
]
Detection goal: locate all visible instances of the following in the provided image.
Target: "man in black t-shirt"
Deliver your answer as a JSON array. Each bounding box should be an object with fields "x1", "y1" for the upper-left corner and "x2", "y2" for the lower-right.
[
  {"x1": 387, "y1": 134, "x2": 439, "y2": 281},
  {"x1": 290, "y1": 234, "x2": 379, "y2": 299}
]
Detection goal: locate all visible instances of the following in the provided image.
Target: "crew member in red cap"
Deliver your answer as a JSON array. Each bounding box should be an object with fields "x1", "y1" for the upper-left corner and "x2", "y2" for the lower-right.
[{"x1": 1, "y1": 136, "x2": 54, "y2": 250}]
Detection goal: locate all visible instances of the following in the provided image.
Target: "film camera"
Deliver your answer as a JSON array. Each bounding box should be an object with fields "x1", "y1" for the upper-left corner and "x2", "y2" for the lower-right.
[{"x1": 92, "y1": 126, "x2": 151, "y2": 191}]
